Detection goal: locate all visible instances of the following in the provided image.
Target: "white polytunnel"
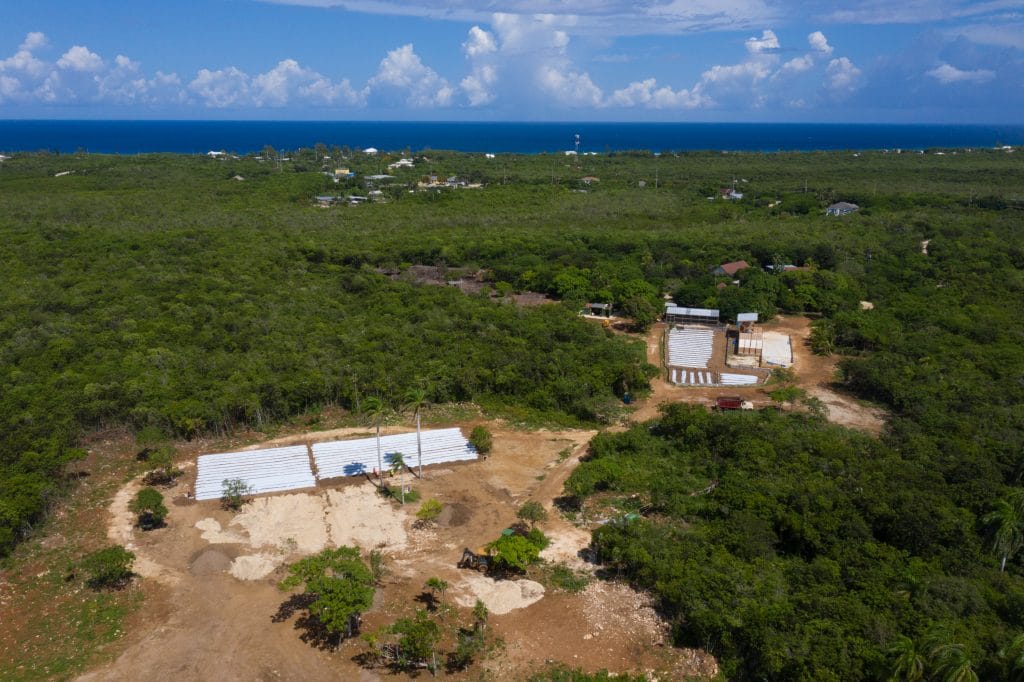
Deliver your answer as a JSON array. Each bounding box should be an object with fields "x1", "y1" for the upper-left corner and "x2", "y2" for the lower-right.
[
  {"x1": 313, "y1": 428, "x2": 476, "y2": 480},
  {"x1": 194, "y1": 445, "x2": 315, "y2": 501}
]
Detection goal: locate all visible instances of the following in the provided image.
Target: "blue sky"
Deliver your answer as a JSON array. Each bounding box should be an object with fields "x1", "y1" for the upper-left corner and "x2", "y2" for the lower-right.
[{"x1": 1, "y1": 0, "x2": 1022, "y2": 122}]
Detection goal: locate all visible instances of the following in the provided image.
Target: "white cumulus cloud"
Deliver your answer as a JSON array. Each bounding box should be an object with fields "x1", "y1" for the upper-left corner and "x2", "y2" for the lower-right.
[
  {"x1": 808, "y1": 30, "x2": 833, "y2": 55},
  {"x1": 463, "y1": 26, "x2": 497, "y2": 58},
  {"x1": 610, "y1": 77, "x2": 707, "y2": 108},
  {"x1": 926, "y1": 62, "x2": 996, "y2": 84},
  {"x1": 57, "y1": 45, "x2": 104, "y2": 72},
  {"x1": 369, "y1": 44, "x2": 453, "y2": 107},
  {"x1": 189, "y1": 67, "x2": 251, "y2": 107},
  {"x1": 20, "y1": 32, "x2": 48, "y2": 52},
  {"x1": 826, "y1": 56, "x2": 862, "y2": 91},
  {"x1": 538, "y1": 65, "x2": 603, "y2": 106},
  {"x1": 461, "y1": 64, "x2": 497, "y2": 106},
  {"x1": 745, "y1": 29, "x2": 780, "y2": 53}
]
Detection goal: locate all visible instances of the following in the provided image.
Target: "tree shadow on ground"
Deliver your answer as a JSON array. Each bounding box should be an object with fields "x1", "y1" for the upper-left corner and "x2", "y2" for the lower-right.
[
  {"x1": 413, "y1": 591, "x2": 437, "y2": 611},
  {"x1": 271, "y1": 593, "x2": 343, "y2": 651}
]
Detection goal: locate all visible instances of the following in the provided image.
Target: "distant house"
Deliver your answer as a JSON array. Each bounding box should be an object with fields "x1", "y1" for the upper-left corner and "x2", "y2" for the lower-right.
[
  {"x1": 207, "y1": 150, "x2": 226, "y2": 158},
  {"x1": 826, "y1": 201, "x2": 860, "y2": 216},
  {"x1": 581, "y1": 176, "x2": 599, "y2": 185},
  {"x1": 713, "y1": 260, "x2": 750, "y2": 277},
  {"x1": 719, "y1": 188, "x2": 744, "y2": 200},
  {"x1": 315, "y1": 195, "x2": 340, "y2": 207},
  {"x1": 583, "y1": 302, "x2": 613, "y2": 318},
  {"x1": 362, "y1": 147, "x2": 379, "y2": 155},
  {"x1": 388, "y1": 158, "x2": 415, "y2": 170}
]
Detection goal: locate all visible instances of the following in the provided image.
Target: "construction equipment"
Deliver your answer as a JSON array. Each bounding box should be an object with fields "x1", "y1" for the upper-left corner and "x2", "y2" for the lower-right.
[{"x1": 458, "y1": 546, "x2": 490, "y2": 572}]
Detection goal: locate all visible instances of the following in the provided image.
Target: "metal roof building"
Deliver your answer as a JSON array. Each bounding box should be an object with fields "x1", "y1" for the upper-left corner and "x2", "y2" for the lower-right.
[
  {"x1": 195, "y1": 445, "x2": 316, "y2": 501},
  {"x1": 664, "y1": 305, "x2": 720, "y2": 325},
  {"x1": 313, "y1": 428, "x2": 477, "y2": 480}
]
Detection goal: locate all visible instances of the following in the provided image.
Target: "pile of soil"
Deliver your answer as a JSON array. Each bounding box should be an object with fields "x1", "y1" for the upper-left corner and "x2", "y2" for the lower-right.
[{"x1": 189, "y1": 548, "x2": 233, "y2": 575}]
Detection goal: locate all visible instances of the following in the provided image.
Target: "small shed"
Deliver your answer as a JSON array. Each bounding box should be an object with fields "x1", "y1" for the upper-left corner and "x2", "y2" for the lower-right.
[
  {"x1": 826, "y1": 202, "x2": 859, "y2": 216},
  {"x1": 736, "y1": 312, "x2": 758, "y2": 332},
  {"x1": 664, "y1": 304, "x2": 720, "y2": 325},
  {"x1": 584, "y1": 302, "x2": 613, "y2": 318}
]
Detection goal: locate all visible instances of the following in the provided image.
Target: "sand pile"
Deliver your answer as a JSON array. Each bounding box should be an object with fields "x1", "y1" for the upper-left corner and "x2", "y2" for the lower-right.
[
  {"x1": 323, "y1": 484, "x2": 408, "y2": 550},
  {"x1": 454, "y1": 573, "x2": 545, "y2": 614},
  {"x1": 190, "y1": 548, "x2": 233, "y2": 575},
  {"x1": 232, "y1": 493, "x2": 329, "y2": 554},
  {"x1": 229, "y1": 555, "x2": 278, "y2": 581},
  {"x1": 194, "y1": 517, "x2": 247, "y2": 544}
]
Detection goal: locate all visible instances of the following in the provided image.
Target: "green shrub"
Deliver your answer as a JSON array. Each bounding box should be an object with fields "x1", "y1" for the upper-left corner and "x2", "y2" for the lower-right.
[
  {"x1": 517, "y1": 500, "x2": 548, "y2": 527},
  {"x1": 487, "y1": 534, "x2": 541, "y2": 572},
  {"x1": 221, "y1": 478, "x2": 253, "y2": 511},
  {"x1": 469, "y1": 426, "x2": 493, "y2": 456},
  {"x1": 129, "y1": 486, "x2": 167, "y2": 530},
  {"x1": 80, "y1": 545, "x2": 135, "y2": 590},
  {"x1": 416, "y1": 498, "x2": 443, "y2": 523}
]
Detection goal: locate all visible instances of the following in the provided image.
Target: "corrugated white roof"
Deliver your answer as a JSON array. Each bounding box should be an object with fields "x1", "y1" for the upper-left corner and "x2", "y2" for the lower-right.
[
  {"x1": 665, "y1": 305, "x2": 719, "y2": 318},
  {"x1": 313, "y1": 428, "x2": 476, "y2": 480},
  {"x1": 195, "y1": 445, "x2": 315, "y2": 501},
  {"x1": 737, "y1": 312, "x2": 758, "y2": 322}
]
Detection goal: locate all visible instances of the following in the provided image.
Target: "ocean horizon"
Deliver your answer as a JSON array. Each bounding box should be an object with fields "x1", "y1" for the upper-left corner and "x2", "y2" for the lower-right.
[{"x1": 1, "y1": 120, "x2": 1022, "y2": 155}]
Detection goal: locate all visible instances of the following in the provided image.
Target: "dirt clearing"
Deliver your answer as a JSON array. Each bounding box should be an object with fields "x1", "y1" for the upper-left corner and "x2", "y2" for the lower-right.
[
  {"x1": 635, "y1": 317, "x2": 887, "y2": 434},
  {"x1": 79, "y1": 423, "x2": 709, "y2": 681}
]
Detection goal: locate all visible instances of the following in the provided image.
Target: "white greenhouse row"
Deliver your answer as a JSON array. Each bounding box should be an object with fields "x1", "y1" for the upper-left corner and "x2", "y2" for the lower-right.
[{"x1": 194, "y1": 428, "x2": 477, "y2": 501}]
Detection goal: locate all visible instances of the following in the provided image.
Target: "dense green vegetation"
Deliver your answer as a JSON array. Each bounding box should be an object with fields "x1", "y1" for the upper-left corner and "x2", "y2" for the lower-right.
[
  {"x1": 570, "y1": 405, "x2": 1023, "y2": 677},
  {"x1": 1, "y1": 146, "x2": 1023, "y2": 678}
]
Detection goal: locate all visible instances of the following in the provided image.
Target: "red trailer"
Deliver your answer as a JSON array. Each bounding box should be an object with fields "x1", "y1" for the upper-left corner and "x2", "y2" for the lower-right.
[{"x1": 714, "y1": 396, "x2": 753, "y2": 411}]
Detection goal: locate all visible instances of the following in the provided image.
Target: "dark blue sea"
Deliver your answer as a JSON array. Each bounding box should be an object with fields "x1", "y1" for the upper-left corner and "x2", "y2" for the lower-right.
[{"x1": 1, "y1": 120, "x2": 1022, "y2": 154}]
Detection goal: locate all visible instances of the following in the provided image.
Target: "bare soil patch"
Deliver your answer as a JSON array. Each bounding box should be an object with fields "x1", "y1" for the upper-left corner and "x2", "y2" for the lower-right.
[{"x1": 77, "y1": 423, "x2": 713, "y2": 680}]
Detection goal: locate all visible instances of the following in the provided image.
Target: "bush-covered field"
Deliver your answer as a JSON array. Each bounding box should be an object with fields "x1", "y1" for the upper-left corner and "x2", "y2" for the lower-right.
[{"x1": 1, "y1": 147, "x2": 1023, "y2": 678}]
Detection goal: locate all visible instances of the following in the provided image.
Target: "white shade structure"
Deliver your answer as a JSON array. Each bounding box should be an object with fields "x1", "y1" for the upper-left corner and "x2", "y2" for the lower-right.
[
  {"x1": 667, "y1": 326, "x2": 715, "y2": 368},
  {"x1": 313, "y1": 428, "x2": 477, "y2": 480},
  {"x1": 195, "y1": 445, "x2": 315, "y2": 501},
  {"x1": 720, "y1": 373, "x2": 761, "y2": 386}
]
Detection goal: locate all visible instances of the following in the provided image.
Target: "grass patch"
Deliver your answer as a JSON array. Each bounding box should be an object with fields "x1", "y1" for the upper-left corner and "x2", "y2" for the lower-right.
[
  {"x1": 534, "y1": 562, "x2": 591, "y2": 594},
  {"x1": 381, "y1": 485, "x2": 422, "y2": 504},
  {"x1": 0, "y1": 454, "x2": 146, "y2": 681}
]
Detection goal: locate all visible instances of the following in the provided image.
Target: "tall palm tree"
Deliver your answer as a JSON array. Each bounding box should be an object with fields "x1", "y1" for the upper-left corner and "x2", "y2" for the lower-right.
[
  {"x1": 887, "y1": 634, "x2": 925, "y2": 682},
  {"x1": 983, "y1": 496, "x2": 1024, "y2": 572},
  {"x1": 403, "y1": 386, "x2": 430, "y2": 479},
  {"x1": 1002, "y1": 632, "x2": 1024, "y2": 681},
  {"x1": 931, "y1": 644, "x2": 978, "y2": 682},
  {"x1": 390, "y1": 452, "x2": 407, "y2": 504},
  {"x1": 362, "y1": 396, "x2": 387, "y2": 482}
]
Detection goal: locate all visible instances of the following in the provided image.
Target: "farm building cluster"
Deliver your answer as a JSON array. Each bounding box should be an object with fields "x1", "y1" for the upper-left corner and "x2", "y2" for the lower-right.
[{"x1": 662, "y1": 303, "x2": 792, "y2": 387}]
